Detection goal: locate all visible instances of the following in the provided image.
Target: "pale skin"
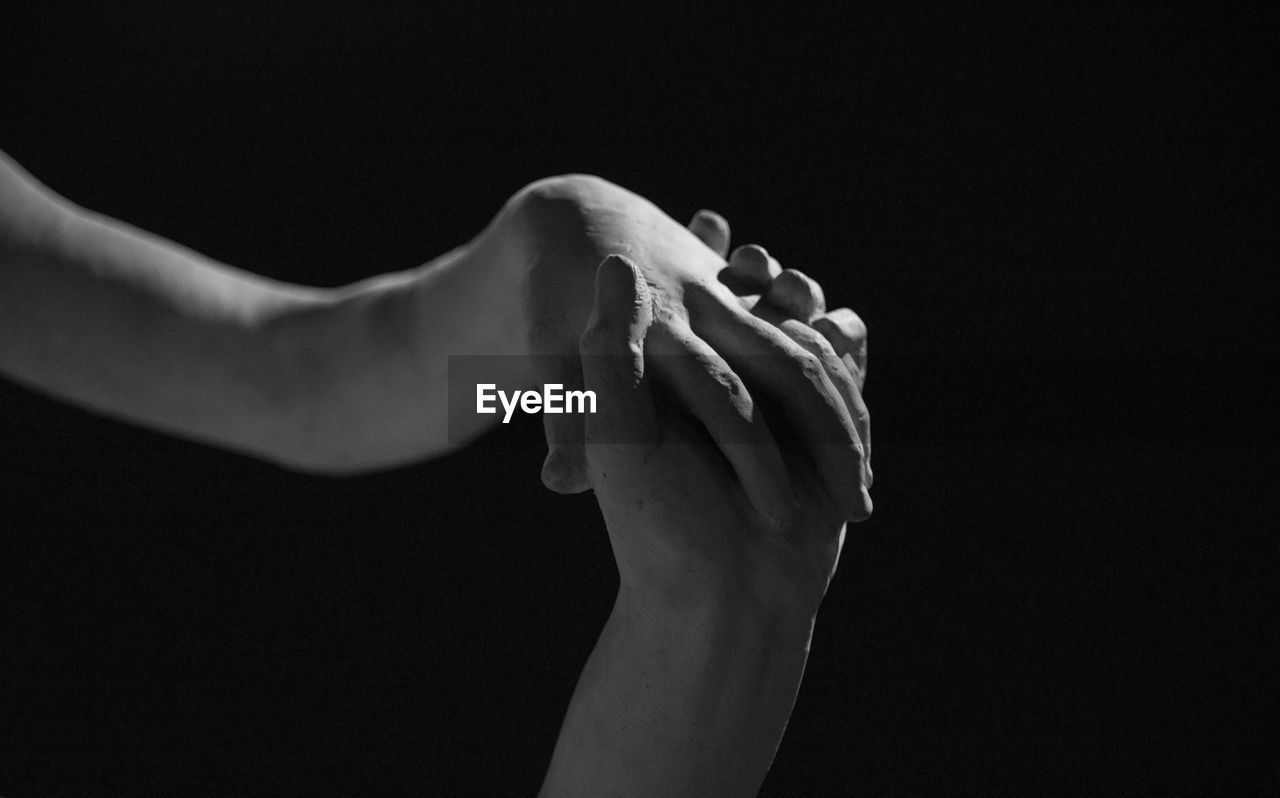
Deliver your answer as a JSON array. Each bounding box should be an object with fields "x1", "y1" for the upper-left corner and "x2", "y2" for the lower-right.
[
  {"x1": 541, "y1": 255, "x2": 866, "y2": 796},
  {"x1": 0, "y1": 147, "x2": 872, "y2": 794}
]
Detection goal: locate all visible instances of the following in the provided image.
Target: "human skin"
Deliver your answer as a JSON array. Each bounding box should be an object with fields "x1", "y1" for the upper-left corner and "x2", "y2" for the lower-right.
[
  {"x1": 514, "y1": 174, "x2": 872, "y2": 498},
  {"x1": 540, "y1": 255, "x2": 867, "y2": 797},
  {"x1": 1, "y1": 148, "x2": 874, "y2": 793},
  {"x1": 0, "y1": 150, "x2": 869, "y2": 482}
]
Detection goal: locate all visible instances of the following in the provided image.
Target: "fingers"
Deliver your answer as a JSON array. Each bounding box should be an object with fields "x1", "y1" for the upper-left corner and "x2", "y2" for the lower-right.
[
  {"x1": 686, "y1": 286, "x2": 871, "y2": 522},
  {"x1": 541, "y1": 412, "x2": 591, "y2": 494},
  {"x1": 579, "y1": 255, "x2": 659, "y2": 447},
  {"x1": 688, "y1": 209, "x2": 731, "y2": 258},
  {"x1": 647, "y1": 324, "x2": 797, "y2": 529},
  {"x1": 766, "y1": 268, "x2": 826, "y2": 322},
  {"x1": 722, "y1": 244, "x2": 782, "y2": 294},
  {"x1": 777, "y1": 318, "x2": 873, "y2": 490},
  {"x1": 811, "y1": 308, "x2": 868, "y2": 390},
  {"x1": 725, "y1": 247, "x2": 825, "y2": 323}
]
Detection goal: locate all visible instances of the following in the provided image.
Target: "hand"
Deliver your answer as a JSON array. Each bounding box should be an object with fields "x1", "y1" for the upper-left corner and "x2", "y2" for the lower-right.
[
  {"x1": 537, "y1": 254, "x2": 864, "y2": 795},
  {"x1": 517, "y1": 175, "x2": 871, "y2": 495},
  {"x1": 727, "y1": 241, "x2": 873, "y2": 487},
  {"x1": 579, "y1": 254, "x2": 870, "y2": 616}
]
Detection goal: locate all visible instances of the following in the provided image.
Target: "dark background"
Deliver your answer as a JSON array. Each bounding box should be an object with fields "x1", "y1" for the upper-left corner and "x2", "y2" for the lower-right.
[{"x1": 1, "y1": 3, "x2": 1274, "y2": 795}]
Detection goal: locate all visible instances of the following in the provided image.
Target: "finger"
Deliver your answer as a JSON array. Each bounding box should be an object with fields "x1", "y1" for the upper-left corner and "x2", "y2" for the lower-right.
[
  {"x1": 529, "y1": 298, "x2": 594, "y2": 494},
  {"x1": 688, "y1": 209, "x2": 731, "y2": 257},
  {"x1": 811, "y1": 308, "x2": 868, "y2": 390},
  {"x1": 541, "y1": 408, "x2": 591, "y2": 494},
  {"x1": 686, "y1": 286, "x2": 871, "y2": 521},
  {"x1": 777, "y1": 318, "x2": 873, "y2": 491},
  {"x1": 647, "y1": 324, "x2": 797, "y2": 529},
  {"x1": 751, "y1": 300, "x2": 874, "y2": 489},
  {"x1": 765, "y1": 268, "x2": 826, "y2": 322},
  {"x1": 722, "y1": 244, "x2": 782, "y2": 294},
  {"x1": 579, "y1": 255, "x2": 659, "y2": 447}
]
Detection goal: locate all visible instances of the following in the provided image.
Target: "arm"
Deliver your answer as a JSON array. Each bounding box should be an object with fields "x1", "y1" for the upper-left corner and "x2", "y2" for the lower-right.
[
  {"x1": 1, "y1": 150, "x2": 863, "y2": 477},
  {"x1": 515, "y1": 174, "x2": 872, "y2": 494},
  {"x1": 541, "y1": 585, "x2": 812, "y2": 797},
  {"x1": 0, "y1": 149, "x2": 534, "y2": 472},
  {"x1": 540, "y1": 256, "x2": 873, "y2": 796}
]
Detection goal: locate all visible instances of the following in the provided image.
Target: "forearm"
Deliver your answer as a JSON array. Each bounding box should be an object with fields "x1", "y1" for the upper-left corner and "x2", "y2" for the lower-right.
[
  {"x1": 259, "y1": 196, "x2": 535, "y2": 471},
  {"x1": 0, "y1": 158, "x2": 709, "y2": 470},
  {"x1": 540, "y1": 584, "x2": 814, "y2": 797},
  {"x1": 0, "y1": 151, "x2": 532, "y2": 471},
  {"x1": 0, "y1": 160, "x2": 313, "y2": 461}
]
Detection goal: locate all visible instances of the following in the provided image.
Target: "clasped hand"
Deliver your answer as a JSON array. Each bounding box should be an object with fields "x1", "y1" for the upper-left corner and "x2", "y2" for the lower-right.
[
  {"x1": 511, "y1": 174, "x2": 872, "y2": 614},
  {"x1": 517, "y1": 176, "x2": 871, "y2": 511},
  {"x1": 579, "y1": 250, "x2": 871, "y2": 620}
]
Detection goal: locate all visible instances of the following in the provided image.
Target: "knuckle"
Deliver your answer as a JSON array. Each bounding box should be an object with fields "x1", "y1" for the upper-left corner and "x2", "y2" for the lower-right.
[
  {"x1": 793, "y1": 330, "x2": 848, "y2": 380},
  {"x1": 780, "y1": 320, "x2": 826, "y2": 359},
  {"x1": 715, "y1": 366, "x2": 747, "y2": 400},
  {"x1": 808, "y1": 332, "x2": 840, "y2": 364},
  {"x1": 793, "y1": 349, "x2": 824, "y2": 381},
  {"x1": 849, "y1": 439, "x2": 867, "y2": 467},
  {"x1": 682, "y1": 279, "x2": 720, "y2": 305}
]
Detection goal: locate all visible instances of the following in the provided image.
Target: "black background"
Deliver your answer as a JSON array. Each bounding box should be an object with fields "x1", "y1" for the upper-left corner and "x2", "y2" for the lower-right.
[{"x1": 1, "y1": 3, "x2": 1274, "y2": 795}]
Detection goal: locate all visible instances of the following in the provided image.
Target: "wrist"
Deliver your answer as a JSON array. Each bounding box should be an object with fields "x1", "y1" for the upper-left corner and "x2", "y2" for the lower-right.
[
  {"x1": 408, "y1": 216, "x2": 530, "y2": 359},
  {"x1": 400, "y1": 190, "x2": 539, "y2": 389},
  {"x1": 509, "y1": 173, "x2": 643, "y2": 348},
  {"x1": 541, "y1": 582, "x2": 813, "y2": 797},
  {"x1": 618, "y1": 572, "x2": 819, "y2": 655}
]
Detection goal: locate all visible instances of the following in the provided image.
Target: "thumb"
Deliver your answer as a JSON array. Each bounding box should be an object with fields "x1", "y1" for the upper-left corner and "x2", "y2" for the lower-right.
[
  {"x1": 579, "y1": 255, "x2": 658, "y2": 445},
  {"x1": 541, "y1": 400, "x2": 591, "y2": 494}
]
